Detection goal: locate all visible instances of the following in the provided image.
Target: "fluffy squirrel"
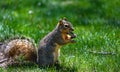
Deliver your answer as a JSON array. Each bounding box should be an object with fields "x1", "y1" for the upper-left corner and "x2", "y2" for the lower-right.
[{"x1": 0, "y1": 18, "x2": 76, "y2": 68}]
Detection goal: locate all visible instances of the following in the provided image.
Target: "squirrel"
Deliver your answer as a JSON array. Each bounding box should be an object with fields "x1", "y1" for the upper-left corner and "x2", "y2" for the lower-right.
[
  {"x1": 38, "y1": 18, "x2": 76, "y2": 67},
  {"x1": 0, "y1": 36, "x2": 37, "y2": 68},
  {"x1": 0, "y1": 18, "x2": 76, "y2": 68}
]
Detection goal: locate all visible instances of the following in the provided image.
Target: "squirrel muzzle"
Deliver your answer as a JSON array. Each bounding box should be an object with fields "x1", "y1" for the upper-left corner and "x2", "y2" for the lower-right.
[{"x1": 66, "y1": 31, "x2": 77, "y2": 43}]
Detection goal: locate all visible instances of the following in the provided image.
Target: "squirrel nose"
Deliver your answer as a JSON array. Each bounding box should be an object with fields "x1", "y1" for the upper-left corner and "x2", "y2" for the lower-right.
[
  {"x1": 71, "y1": 34, "x2": 77, "y2": 38},
  {"x1": 71, "y1": 28, "x2": 74, "y2": 31}
]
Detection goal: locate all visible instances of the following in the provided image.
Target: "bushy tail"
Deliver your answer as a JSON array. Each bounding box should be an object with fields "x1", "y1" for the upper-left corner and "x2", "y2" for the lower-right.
[{"x1": 0, "y1": 36, "x2": 37, "y2": 68}]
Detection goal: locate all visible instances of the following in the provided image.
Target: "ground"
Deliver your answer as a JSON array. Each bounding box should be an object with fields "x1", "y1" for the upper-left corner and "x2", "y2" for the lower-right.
[{"x1": 0, "y1": 0, "x2": 120, "y2": 72}]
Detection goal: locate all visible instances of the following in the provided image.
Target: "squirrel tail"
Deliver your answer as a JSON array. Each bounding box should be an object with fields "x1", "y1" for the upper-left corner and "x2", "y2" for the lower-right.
[{"x1": 0, "y1": 36, "x2": 37, "y2": 68}]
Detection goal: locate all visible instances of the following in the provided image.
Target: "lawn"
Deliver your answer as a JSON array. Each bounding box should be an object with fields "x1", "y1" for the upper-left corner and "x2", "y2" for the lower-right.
[{"x1": 0, "y1": 0, "x2": 120, "y2": 72}]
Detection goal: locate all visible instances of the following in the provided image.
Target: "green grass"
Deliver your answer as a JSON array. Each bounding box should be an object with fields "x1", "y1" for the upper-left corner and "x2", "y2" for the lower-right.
[{"x1": 0, "y1": 0, "x2": 120, "y2": 72}]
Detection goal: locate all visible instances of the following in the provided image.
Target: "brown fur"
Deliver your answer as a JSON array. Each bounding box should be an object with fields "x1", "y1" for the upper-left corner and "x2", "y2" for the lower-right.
[{"x1": 0, "y1": 37, "x2": 37, "y2": 68}]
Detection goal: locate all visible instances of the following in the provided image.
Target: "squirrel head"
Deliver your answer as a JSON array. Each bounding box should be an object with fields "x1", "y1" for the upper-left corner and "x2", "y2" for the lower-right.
[
  {"x1": 57, "y1": 18, "x2": 77, "y2": 44},
  {"x1": 58, "y1": 18, "x2": 74, "y2": 32}
]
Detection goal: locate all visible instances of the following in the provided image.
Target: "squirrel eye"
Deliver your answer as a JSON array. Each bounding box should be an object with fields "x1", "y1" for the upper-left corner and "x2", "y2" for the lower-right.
[{"x1": 64, "y1": 24, "x2": 69, "y2": 28}]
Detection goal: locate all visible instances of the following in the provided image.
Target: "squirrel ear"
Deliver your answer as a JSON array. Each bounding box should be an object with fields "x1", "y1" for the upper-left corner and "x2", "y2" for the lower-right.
[
  {"x1": 59, "y1": 19, "x2": 63, "y2": 25},
  {"x1": 63, "y1": 17, "x2": 67, "y2": 21}
]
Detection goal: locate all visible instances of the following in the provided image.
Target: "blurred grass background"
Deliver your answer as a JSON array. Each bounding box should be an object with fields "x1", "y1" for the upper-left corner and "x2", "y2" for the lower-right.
[{"x1": 0, "y1": 0, "x2": 120, "y2": 72}]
